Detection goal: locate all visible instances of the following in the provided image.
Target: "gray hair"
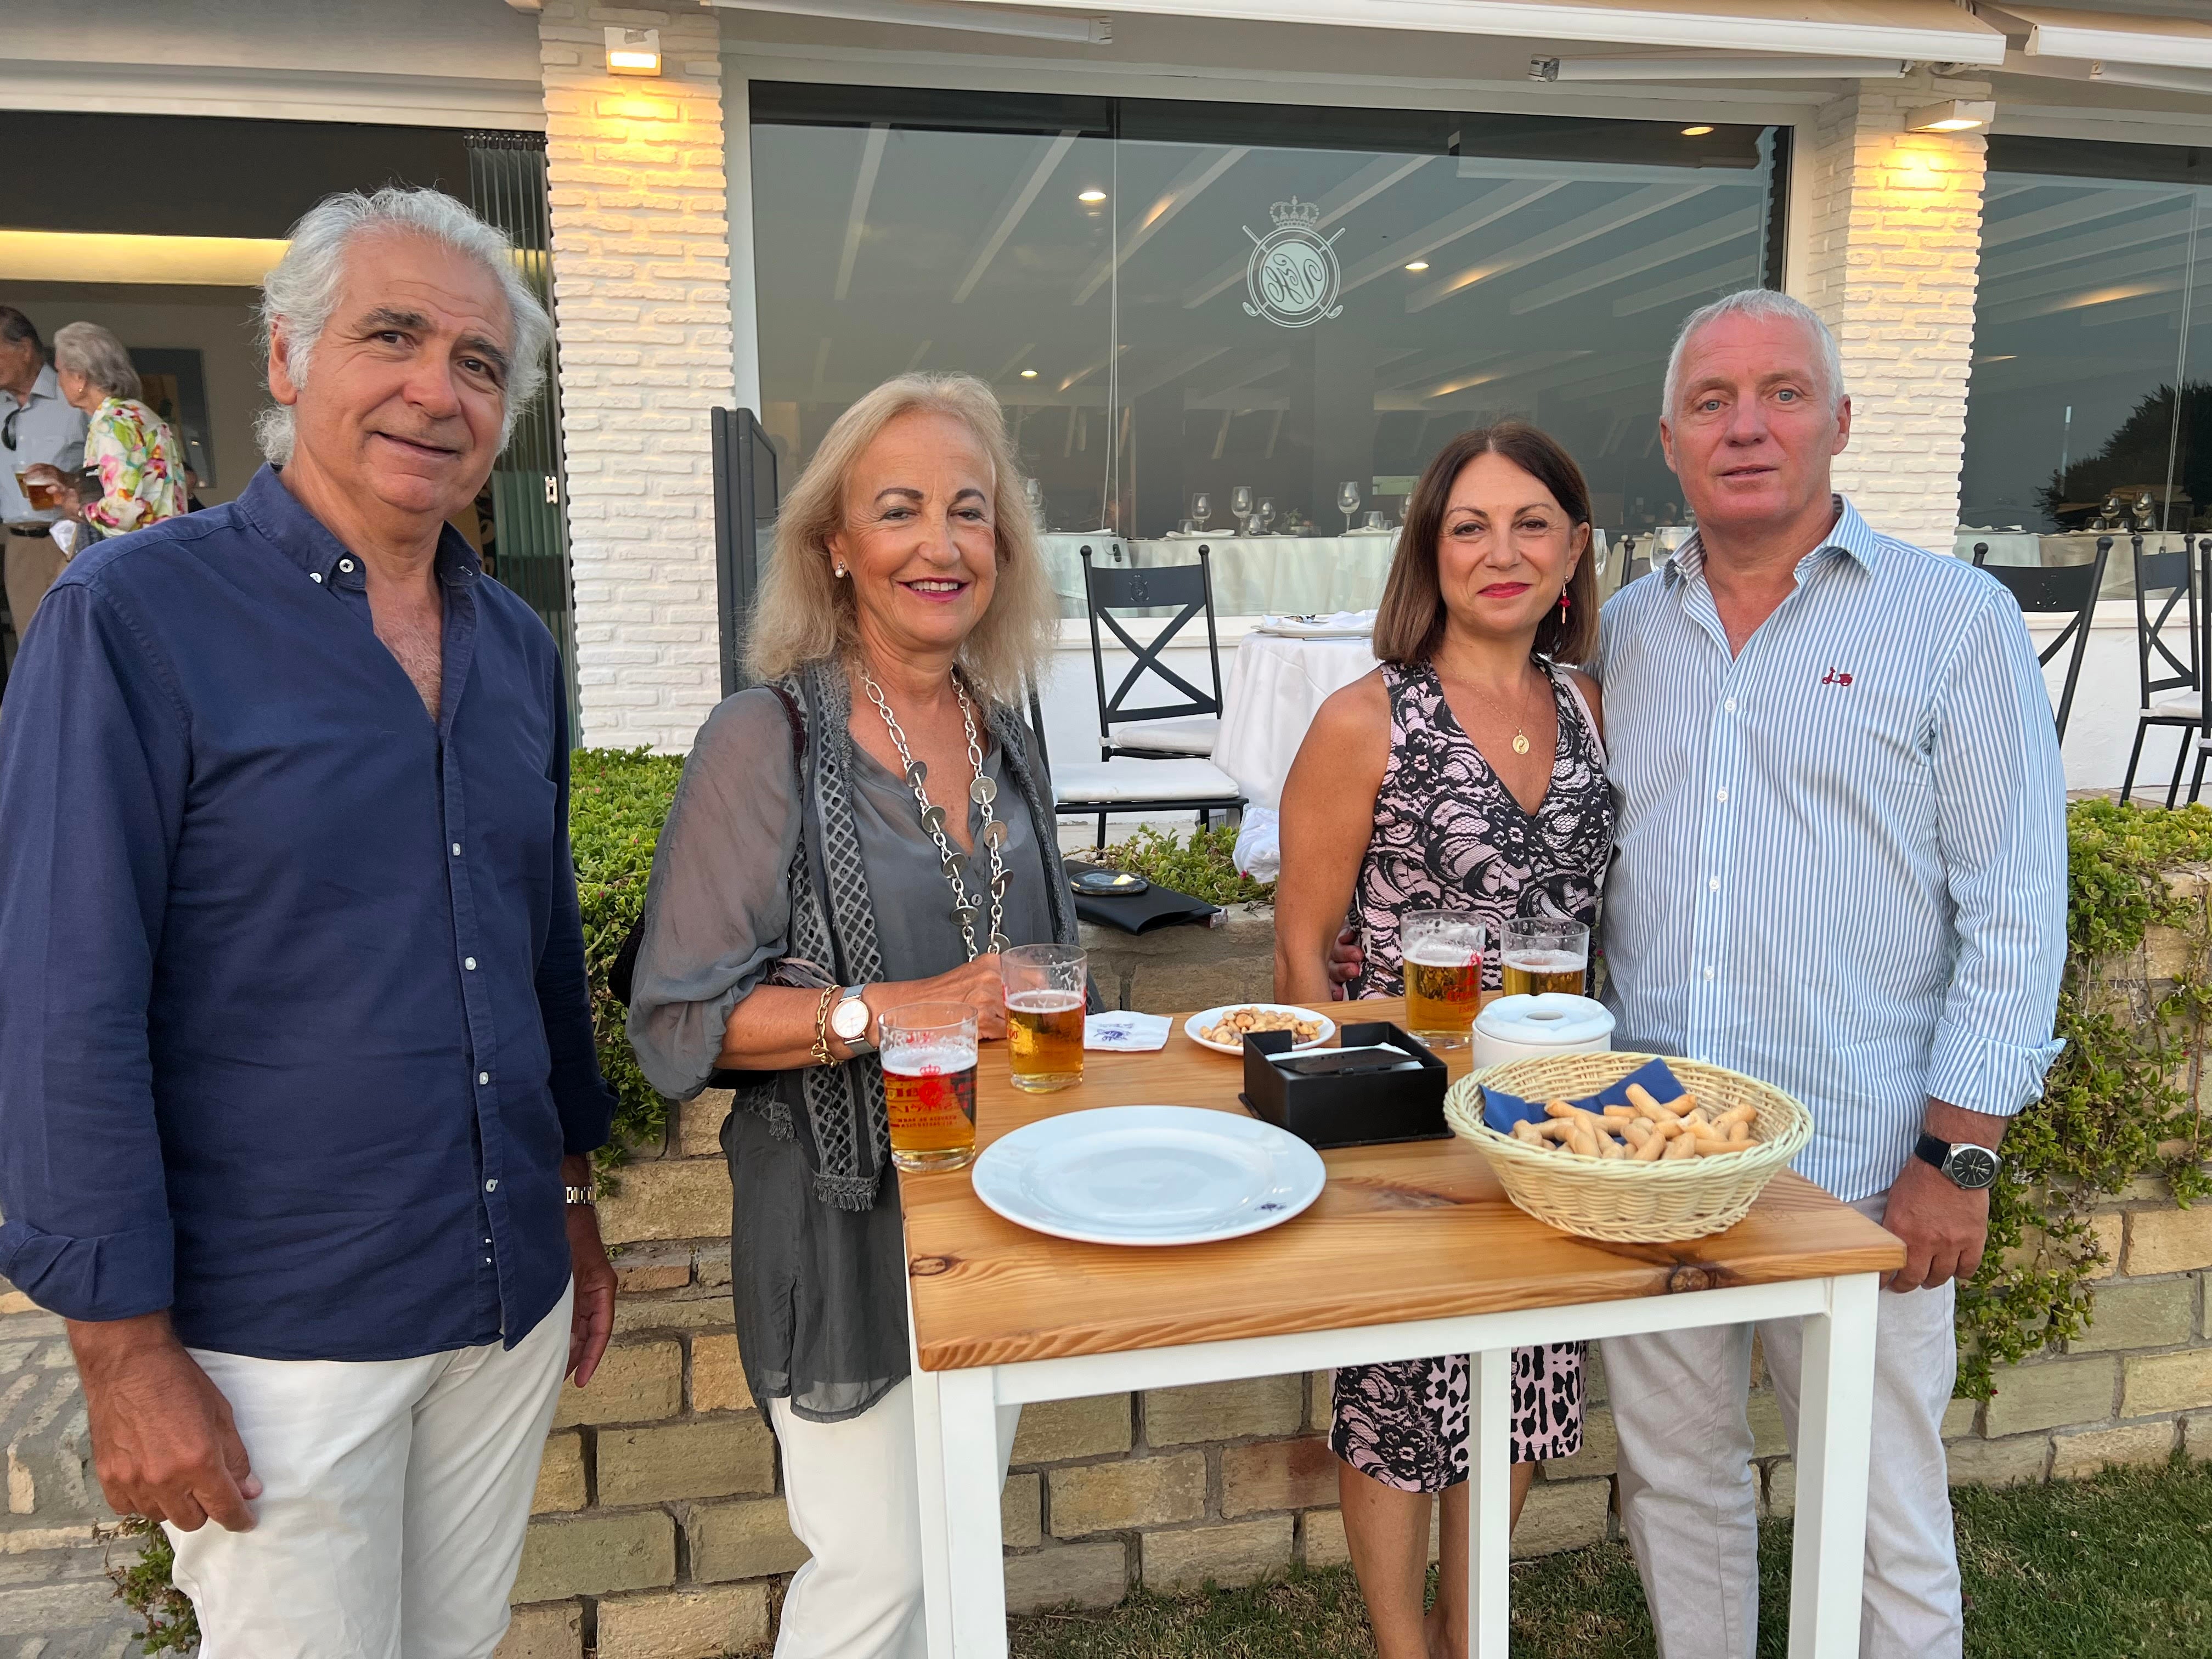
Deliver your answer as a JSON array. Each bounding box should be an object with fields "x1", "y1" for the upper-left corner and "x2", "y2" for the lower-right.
[
  {"x1": 53, "y1": 322, "x2": 142, "y2": 402},
  {"x1": 1662, "y1": 288, "x2": 1845, "y2": 417},
  {"x1": 256, "y1": 187, "x2": 550, "y2": 465}
]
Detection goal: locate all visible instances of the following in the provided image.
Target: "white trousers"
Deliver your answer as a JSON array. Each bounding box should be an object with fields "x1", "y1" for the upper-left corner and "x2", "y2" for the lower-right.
[
  {"x1": 168, "y1": 1284, "x2": 572, "y2": 1659},
  {"x1": 1602, "y1": 1197, "x2": 1962, "y2": 1659},
  {"x1": 769, "y1": 1378, "x2": 1021, "y2": 1659}
]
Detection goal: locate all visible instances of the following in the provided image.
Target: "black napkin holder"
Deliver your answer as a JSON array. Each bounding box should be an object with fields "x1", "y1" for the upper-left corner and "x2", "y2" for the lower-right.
[{"x1": 1240, "y1": 1021, "x2": 1449, "y2": 1149}]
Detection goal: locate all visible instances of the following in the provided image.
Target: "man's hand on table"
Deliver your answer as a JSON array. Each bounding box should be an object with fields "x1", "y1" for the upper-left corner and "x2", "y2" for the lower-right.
[
  {"x1": 1881, "y1": 1098, "x2": 2009, "y2": 1293},
  {"x1": 565, "y1": 1153, "x2": 616, "y2": 1387},
  {"x1": 67, "y1": 1311, "x2": 260, "y2": 1531}
]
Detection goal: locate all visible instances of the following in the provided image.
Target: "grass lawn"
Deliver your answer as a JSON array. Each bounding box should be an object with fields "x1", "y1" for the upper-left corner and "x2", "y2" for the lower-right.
[{"x1": 1009, "y1": 1455, "x2": 2212, "y2": 1658}]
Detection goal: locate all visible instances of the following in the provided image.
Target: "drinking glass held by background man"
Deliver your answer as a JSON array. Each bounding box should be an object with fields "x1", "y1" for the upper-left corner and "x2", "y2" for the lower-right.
[
  {"x1": 625, "y1": 373, "x2": 1098, "y2": 1659},
  {"x1": 0, "y1": 305, "x2": 90, "y2": 646},
  {"x1": 1596, "y1": 289, "x2": 2067, "y2": 1659},
  {"x1": 1273, "y1": 421, "x2": 1613, "y2": 1659},
  {"x1": 0, "y1": 189, "x2": 619, "y2": 1658},
  {"x1": 20, "y1": 320, "x2": 187, "y2": 551}
]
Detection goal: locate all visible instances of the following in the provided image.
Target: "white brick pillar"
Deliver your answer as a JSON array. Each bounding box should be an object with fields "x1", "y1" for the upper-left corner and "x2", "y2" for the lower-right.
[
  {"x1": 539, "y1": 2, "x2": 733, "y2": 750},
  {"x1": 1789, "y1": 80, "x2": 1990, "y2": 555}
]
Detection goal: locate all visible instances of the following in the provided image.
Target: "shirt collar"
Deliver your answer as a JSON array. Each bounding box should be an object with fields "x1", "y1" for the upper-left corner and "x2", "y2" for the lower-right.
[
  {"x1": 22, "y1": 364, "x2": 63, "y2": 406},
  {"x1": 1663, "y1": 494, "x2": 1885, "y2": 587},
  {"x1": 239, "y1": 463, "x2": 483, "y2": 592}
]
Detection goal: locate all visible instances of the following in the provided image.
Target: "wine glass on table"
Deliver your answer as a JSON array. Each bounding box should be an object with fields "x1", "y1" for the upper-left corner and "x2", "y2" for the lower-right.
[
  {"x1": 1256, "y1": 496, "x2": 1277, "y2": 535},
  {"x1": 1232, "y1": 484, "x2": 1254, "y2": 536},
  {"x1": 1338, "y1": 481, "x2": 1361, "y2": 536},
  {"x1": 1191, "y1": 491, "x2": 1212, "y2": 534}
]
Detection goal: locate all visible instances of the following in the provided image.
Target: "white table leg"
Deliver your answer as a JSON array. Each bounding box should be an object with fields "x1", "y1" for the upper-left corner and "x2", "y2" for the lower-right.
[
  {"x1": 911, "y1": 1363, "x2": 955, "y2": 1659},
  {"x1": 931, "y1": 1366, "x2": 1011, "y2": 1657},
  {"x1": 1787, "y1": 1272, "x2": 1880, "y2": 1658},
  {"x1": 1465, "y1": 1348, "x2": 1513, "y2": 1658}
]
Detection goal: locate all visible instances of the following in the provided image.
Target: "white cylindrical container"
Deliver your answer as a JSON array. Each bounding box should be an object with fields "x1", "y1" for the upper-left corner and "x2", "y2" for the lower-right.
[{"x1": 1469, "y1": 993, "x2": 1613, "y2": 1069}]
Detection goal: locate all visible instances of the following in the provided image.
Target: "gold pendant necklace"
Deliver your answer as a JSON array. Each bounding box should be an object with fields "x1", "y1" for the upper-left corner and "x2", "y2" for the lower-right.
[
  {"x1": 1511, "y1": 728, "x2": 1532, "y2": 756},
  {"x1": 1451, "y1": 662, "x2": 1537, "y2": 754}
]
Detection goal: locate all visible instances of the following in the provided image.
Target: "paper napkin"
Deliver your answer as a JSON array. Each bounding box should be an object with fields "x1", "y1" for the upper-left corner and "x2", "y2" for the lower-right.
[{"x1": 1085, "y1": 1012, "x2": 1172, "y2": 1052}]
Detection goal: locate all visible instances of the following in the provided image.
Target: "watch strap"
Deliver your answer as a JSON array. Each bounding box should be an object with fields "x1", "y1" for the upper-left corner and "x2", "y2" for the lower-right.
[{"x1": 1914, "y1": 1131, "x2": 1951, "y2": 1173}]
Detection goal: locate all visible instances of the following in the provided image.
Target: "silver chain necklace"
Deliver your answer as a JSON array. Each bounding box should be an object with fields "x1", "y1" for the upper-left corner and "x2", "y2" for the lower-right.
[{"x1": 858, "y1": 665, "x2": 1010, "y2": 958}]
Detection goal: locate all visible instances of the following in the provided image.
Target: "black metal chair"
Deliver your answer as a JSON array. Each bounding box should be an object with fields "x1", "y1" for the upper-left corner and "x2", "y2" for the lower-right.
[
  {"x1": 2120, "y1": 535, "x2": 2206, "y2": 806},
  {"x1": 1972, "y1": 535, "x2": 2110, "y2": 742},
  {"x1": 1027, "y1": 673, "x2": 1245, "y2": 851},
  {"x1": 1081, "y1": 544, "x2": 1226, "y2": 760}
]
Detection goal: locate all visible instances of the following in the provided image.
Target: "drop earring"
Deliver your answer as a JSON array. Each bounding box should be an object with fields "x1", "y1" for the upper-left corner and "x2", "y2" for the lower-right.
[{"x1": 833, "y1": 564, "x2": 848, "y2": 578}]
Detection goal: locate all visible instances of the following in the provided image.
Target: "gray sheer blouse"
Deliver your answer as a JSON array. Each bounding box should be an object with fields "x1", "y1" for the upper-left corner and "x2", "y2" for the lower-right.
[{"x1": 627, "y1": 686, "x2": 1063, "y2": 1420}]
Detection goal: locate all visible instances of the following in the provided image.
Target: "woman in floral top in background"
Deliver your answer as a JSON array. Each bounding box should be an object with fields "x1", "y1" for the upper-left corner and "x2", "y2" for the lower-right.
[{"x1": 22, "y1": 321, "x2": 185, "y2": 539}]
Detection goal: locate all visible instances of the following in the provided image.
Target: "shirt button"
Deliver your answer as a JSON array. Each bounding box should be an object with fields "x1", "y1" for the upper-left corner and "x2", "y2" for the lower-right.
[
  {"x1": 464, "y1": 957, "x2": 477, "y2": 970},
  {"x1": 1705, "y1": 966, "x2": 1716, "y2": 980},
  {"x1": 309, "y1": 571, "x2": 324, "y2": 584},
  {"x1": 1708, "y1": 877, "x2": 1720, "y2": 891},
  {"x1": 479, "y1": 1071, "x2": 490, "y2": 1085},
  {"x1": 339, "y1": 558, "x2": 355, "y2": 573},
  {"x1": 1716, "y1": 789, "x2": 1728, "y2": 803},
  {"x1": 1724, "y1": 698, "x2": 1737, "y2": 713},
  {"x1": 452, "y1": 843, "x2": 462, "y2": 856},
  {"x1": 485, "y1": 1179, "x2": 498, "y2": 1192}
]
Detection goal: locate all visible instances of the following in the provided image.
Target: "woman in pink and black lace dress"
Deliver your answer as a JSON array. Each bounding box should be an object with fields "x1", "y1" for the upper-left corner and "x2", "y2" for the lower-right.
[{"x1": 1274, "y1": 421, "x2": 1612, "y2": 1659}]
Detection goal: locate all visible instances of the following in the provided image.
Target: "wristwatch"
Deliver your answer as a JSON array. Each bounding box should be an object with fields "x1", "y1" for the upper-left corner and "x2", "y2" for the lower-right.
[
  {"x1": 1915, "y1": 1133, "x2": 2000, "y2": 1190},
  {"x1": 830, "y1": 986, "x2": 876, "y2": 1056},
  {"x1": 563, "y1": 1183, "x2": 597, "y2": 1206}
]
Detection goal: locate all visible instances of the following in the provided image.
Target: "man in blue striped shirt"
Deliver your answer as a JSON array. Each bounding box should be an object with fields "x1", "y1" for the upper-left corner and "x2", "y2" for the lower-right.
[{"x1": 1595, "y1": 290, "x2": 2066, "y2": 1658}]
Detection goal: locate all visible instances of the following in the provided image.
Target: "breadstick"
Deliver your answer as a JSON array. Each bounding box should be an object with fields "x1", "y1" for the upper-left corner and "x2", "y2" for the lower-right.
[
  {"x1": 1672, "y1": 1091, "x2": 1699, "y2": 1115},
  {"x1": 1690, "y1": 1135, "x2": 1743, "y2": 1156},
  {"x1": 1683, "y1": 1108, "x2": 1712, "y2": 1135},
  {"x1": 1728, "y1": 1121, "x2": 1752, "y2": 1144},
  {"x1": 1567, "y1": 1125, "x2": 1599, "y2": 1158},
  {"x1": 1544, "y1": 1098, "x2": 1579, "y2": 1119},
  {"x1": 1709, "y1": 1103, "x2": 1755, "y2": 1131},
  {"x1": 1661, "y1": 1128, "x2": 1698, "y2": 1160},
  {"x1": 1632, "y1": 1128, "x2": 1669, "y2": 1161},
  {"x1": 1512, "y1": 1120, "x2": 1543, "y2": 1143},
  {"x1": 1622, "y1": 1119, "x2": 1654, "y2": 1147},
  {"x1": 1534, "y1": 1119, "x2": 1576, "y2": 1142},
  {"x1": 1624, "y1": 1084, "x2": 1672, "y2": 1116},
  {"x1": 1601, "y1": 1104, "x2": 1640, "y2": 1121},
  {"x1": 1598, "y1": 1132, "x2": 1627, "y2": 1160}
]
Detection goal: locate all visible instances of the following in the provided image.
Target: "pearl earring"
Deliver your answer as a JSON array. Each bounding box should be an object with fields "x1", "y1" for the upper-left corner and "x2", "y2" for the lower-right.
[{"x1": 833, "y1": 564, "x2": 847, "y2": 578}]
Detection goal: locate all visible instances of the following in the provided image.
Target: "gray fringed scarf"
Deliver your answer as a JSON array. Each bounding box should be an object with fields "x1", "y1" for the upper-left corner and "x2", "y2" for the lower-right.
[{"x1": 742, "y1": 657, "x2": 1081, "y2": 1210}]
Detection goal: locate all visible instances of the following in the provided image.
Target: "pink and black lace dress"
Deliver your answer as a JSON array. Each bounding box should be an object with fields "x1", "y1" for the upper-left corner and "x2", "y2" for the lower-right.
[{"x1": 1329, "y1": 657, "x2": 1614, "y2": 1488}]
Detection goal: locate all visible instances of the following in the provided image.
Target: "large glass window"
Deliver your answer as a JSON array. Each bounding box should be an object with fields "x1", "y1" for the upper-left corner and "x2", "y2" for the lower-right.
[
  {"x1": 751, "y1": 86, "x2": 1782, "y2": 613},
  {"x1": 1963, "y1": 136, "x2": 2212, "y2": 558}
]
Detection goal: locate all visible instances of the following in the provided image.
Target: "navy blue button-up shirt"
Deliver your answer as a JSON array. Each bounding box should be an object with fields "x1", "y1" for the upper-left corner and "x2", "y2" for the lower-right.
[{"x1": 0, "y1": 466, "x2": 614, "y2": 1360}]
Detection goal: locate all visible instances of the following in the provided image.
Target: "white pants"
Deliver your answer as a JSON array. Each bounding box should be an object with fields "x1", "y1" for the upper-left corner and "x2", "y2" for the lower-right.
[
  {"x1": 169, "y1": 1284, "x2": 572, "y2": 1659},
  {"x1": 1602, "y1": 1197, "x2": 1962, "y2": 1659},
  {"x1": 769, "y1": 1378, "x2": 1021, "y2": 1659}
]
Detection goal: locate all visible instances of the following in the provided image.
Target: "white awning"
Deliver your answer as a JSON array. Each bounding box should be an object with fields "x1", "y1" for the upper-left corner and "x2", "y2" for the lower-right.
[
  {"x1": 941, "y1": 0, "x2": 2008, "y2": 63},
  {"x1": 1989, "y1": 5, "x2": 2212, "y2": 72}
]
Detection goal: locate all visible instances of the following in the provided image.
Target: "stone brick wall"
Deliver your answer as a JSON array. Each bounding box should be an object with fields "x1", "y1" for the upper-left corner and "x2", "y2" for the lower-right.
[
  {"x1": 1790, "y1": 76, "x2": 1990, "y2": 556},
  {"x1": 539, "y1": 0, "x2": 732, "y2": 753}
]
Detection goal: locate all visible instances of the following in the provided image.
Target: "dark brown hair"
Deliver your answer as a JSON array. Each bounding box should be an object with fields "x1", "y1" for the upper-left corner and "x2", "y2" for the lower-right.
[{"x1": 1372, "y1": 420, "x2": 1599, "y2": 668}]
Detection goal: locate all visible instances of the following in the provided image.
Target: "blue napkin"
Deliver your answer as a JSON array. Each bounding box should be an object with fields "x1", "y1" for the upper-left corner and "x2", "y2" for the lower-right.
[{"x1": 1479, "y1": 1057, "x2": 1690, "y2": 1133}]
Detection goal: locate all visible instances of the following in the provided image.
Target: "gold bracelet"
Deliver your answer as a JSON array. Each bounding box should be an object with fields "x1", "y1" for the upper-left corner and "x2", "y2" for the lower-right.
[{"x1": 809, "y1": 983, "x2": 839, "y2": 1068}]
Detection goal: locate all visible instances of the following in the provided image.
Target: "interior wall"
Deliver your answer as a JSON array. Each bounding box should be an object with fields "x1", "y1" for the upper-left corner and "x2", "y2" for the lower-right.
[{"x1": 6, "y1": 283, "x2": 265, "y2": 504}]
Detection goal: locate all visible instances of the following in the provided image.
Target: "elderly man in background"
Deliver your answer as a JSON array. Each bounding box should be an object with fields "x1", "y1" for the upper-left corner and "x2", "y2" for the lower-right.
[
  {"x1": 0, "y1": 304, "x2": 90, "y2": 642},
  {"x1": 1595, "y1": 289, "x2": 2066, "y2": 1658},
  {"x1": 0, "y1": 189, "x2": 617, "y2": 1655}
]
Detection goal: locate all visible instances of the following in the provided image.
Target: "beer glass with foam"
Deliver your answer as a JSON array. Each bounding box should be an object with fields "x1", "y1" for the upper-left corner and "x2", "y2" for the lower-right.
[
  {"x1": 1001, "y1": 943, "x2": 1087, "y2": 1093},
  {"x1": 1400, "y1": 911, "x2": 1486, "y2": 1048},
  {"x1": 1500, "y1": 918, "x2": 1589, "y2": 998},
  {"x1": 878, "y1": 1002, "x2": 979, "y2": 1171}
]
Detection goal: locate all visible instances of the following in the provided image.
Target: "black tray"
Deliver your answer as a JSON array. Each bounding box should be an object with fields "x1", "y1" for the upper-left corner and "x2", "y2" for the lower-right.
[{"x1": 1239, "y1": 1020, "x2": 1449, "y2": 1150}]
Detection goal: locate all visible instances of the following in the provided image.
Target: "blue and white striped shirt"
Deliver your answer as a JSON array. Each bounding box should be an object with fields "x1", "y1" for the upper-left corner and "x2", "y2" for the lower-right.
[{"x1": 1594, "y1": 497, "x2": 2067, "y2": 1203}]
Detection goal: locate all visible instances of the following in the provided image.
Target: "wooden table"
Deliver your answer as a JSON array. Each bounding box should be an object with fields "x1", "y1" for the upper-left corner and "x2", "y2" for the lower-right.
[{"x1": 901, "y1": 1000, "x2": 1903, "y2": 1658}]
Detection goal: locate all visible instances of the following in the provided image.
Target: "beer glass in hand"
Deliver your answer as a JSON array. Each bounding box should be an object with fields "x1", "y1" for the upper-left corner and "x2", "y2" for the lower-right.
[
  {"x1": 1401, "y1": 912, "x2": 1486, "y2": 1049},
  {"x1": 1500, "y1": 918, "x2": 1589, "y2": 998},
  {"x1": 879, "y1": 1002, "x2": 980, "y2": 1172},
  {"x1": 1001, "y1": 944, "x2": 1086, "y2": 1093}
]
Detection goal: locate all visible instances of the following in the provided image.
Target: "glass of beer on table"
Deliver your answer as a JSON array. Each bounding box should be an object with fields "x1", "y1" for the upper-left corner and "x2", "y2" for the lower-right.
[
  {"x1": 1001, "y1": 943, "x2": 1087, "y2": 1092},
  {"x1": 1401, "y1": 911, "x2": 1486, "y2": 1048},
  {"x1": 878, "y1": 1002, "x2": 979, "y2": 1172},
  {"x1": 1500, "y1": 918, "x2": 1589, "y2": 998}
]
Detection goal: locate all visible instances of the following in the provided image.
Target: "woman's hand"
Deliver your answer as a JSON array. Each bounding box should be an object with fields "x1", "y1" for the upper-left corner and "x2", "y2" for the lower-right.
[
  {"x1": 880, "y1": 955, "x2": 1007, "y2": 1040},
  {"x1": 20, "y1": 464, "x2": 83, "y2": 522}
]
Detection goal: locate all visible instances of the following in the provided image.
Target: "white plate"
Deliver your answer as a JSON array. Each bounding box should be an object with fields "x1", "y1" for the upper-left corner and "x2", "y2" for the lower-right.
[
  {"x1": 1182, "y1": 1002, "x2": 1336, "y2": 1056},
  {"x1": 971, "y1": 1105, "x2": 1326, "y2": 1246}
]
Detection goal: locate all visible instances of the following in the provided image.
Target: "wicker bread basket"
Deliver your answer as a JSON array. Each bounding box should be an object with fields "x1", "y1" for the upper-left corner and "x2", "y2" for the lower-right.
[{"x1": 1441, "y1": 1052, "x2": 1813, "y2": 1243}]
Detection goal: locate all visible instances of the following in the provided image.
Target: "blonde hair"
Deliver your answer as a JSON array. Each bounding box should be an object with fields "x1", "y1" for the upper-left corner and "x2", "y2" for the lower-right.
[{"x1": 747, "y1": 373, "x2": 1057, "y2": 705}]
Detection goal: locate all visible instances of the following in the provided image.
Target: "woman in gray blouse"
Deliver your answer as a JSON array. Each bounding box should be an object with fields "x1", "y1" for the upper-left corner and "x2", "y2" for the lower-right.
[{"x1": 627, "y1": 373, "x2": 1080, "y2": 1659}]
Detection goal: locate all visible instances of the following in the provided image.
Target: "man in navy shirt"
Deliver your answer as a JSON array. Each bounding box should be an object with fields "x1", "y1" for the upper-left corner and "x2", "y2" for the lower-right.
[{"x1": 0, "y1": 188, "x2": 618, "y2": 1653}]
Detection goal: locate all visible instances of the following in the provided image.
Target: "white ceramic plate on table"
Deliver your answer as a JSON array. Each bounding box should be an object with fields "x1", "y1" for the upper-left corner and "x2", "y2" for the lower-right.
[
  {"x1": 970, "y1": 1105, "x2": 1326, "y2": 1246},
  {"x1": 1182, "y1": 1003, "x2": 1336, "y2": 1057}
]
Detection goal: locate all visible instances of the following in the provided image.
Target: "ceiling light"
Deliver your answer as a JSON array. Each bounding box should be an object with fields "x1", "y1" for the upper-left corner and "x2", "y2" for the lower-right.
[
  {"x1": 1019, "y1": 368, "x2": 1039, "y2": 378},
  {"x1": 1404, "y1": 260, "x2": 1429, "y2": 272},
  {"x1": 605, "y1": 26, "x2": 662, "y2": 76},
  {"x1": 1680, "y1": 125, "x2": 1715, "y2": 137},
  {"x1": 1078, "y1": 189, "x2": 1108, "y2": 204},
  {"x1": 1906, "y1": 99, "x2": 1993, "y2": 133}
]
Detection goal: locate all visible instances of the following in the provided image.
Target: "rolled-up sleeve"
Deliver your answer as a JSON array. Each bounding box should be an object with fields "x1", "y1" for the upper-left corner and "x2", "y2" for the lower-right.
[
  {"x1": 0, "y1": 582, "x2": 190, "y2": 1319},
  {"x1": 625, "y1": 690, "x2": 802, "y2": 1101},
  {"x1": 1923, "y1": 589, "x2": 2069, "y2": 1117},
  {"x1": 535, "y1": 672, "x2": 617, "y2": 1155}
]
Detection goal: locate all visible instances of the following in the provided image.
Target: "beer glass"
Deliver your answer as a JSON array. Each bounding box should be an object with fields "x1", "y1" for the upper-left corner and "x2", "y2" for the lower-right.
[
  {"x1": 1401, "y1": 911, "x2": 1486, "y2": 1048},
  {"x1": 878, "y1": 1002, "x2": 979, "y2": 1172},
  {"x1": 1001, "y1": 943, "x2": 1087, "y2": 1093},
  {"x1": 1500, "y1": 918, "x2": 1590, "y2": 998}
]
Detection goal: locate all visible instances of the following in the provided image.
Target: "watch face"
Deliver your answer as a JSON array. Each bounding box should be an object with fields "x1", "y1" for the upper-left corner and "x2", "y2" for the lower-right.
[
  {"x1": 831, "y1": 998, "x2": 872, "y2": 1041},
  {"x1": 1946, "y1": 1146, "x2": 2000, "y2": 1189}
]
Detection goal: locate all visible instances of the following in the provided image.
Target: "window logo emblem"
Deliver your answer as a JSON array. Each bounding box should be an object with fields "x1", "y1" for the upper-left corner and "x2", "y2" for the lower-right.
[{"x1": 1243, "y1": 198, "x2": 1344, "y2": 329}]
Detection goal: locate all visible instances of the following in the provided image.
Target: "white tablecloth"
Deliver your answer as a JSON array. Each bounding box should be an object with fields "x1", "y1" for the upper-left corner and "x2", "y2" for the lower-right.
[
  {"x1": 1213, "y1": 631, "x2": 1380, "y2": 809},
  {"x1": 1132, "y1": 532, "x2": 1397, "y2": 616}
]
